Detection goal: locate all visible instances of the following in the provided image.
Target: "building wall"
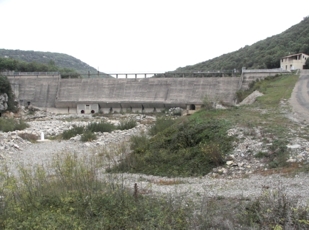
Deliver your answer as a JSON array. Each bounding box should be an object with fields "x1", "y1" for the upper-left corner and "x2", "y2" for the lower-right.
[{"x1": 280, "y1": 53, "x2": 309, "y2": 71}]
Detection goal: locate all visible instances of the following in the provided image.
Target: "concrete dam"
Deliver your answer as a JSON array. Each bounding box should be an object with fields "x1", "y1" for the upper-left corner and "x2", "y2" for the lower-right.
[{"x1": 6, "y1": 69, "x2": 288, "y2": 114}]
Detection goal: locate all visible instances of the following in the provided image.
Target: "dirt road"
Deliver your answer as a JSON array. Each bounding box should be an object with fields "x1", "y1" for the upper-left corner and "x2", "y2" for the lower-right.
[{"x1": 290, "y1": 69, "x2": 309, "y2": 123}]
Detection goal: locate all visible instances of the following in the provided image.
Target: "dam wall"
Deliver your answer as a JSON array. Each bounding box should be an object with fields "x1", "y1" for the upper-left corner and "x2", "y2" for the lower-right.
[
  {"x1": 8, "y1": 75, "x2": 60, "y2": 108},
  {"x1": 55, "y1": 77, "x2": 240, "y2": 111},
  {"x1": 6, "y1": 69, "x2": 290, "y2": 114},
  {"x1": 8, "y1": 76, "x2": 240, "y2": 112}
]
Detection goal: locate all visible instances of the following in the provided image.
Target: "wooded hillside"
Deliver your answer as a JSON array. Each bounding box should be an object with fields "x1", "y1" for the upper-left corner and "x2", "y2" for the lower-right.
[{"x1": 173, "y1": 16, "x2": 309, "y2": 72}]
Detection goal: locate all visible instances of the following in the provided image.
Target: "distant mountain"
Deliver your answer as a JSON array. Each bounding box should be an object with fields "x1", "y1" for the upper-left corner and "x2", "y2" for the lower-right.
[
  {"x1": 0, "y1": 49, "x2": 107, "y2": 76},
  {"x1": 172, "y1": 16, "x2": 309, "y2": 72}
]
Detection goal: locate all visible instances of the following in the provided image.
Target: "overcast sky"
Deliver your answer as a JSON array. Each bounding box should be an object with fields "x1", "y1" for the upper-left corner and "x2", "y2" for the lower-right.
[{"x1": 0, "y1": 0, "x2": 308, "y2": 73}]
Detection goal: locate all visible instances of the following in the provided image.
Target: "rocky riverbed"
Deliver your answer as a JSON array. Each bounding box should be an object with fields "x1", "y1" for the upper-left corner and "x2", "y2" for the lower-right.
[{"x1": 1, "y1": 108, "x2": 309, "y2": 205}]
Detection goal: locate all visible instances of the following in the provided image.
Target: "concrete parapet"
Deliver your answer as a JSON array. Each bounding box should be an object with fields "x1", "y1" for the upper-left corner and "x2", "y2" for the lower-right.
[{"x1": 241, "y1": 69, "x2": 290, "y2": 90}]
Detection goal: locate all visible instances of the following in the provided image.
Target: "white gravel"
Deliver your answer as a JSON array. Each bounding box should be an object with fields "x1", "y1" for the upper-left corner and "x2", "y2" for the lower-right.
[{"x1": 1, "y1": 122, "x2": 309, "y2": 206}]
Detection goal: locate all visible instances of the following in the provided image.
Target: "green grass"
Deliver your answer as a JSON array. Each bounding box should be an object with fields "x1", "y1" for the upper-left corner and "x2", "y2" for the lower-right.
[
  {"x1": 86, "y1": 120, "x2": 116, "y2": 133},
  {"x1": 0, "y1": 154, "x2": 191, "y2": 229},
  {"x1": 0, "y1": 118, "x2": 28, "y2": 132},
  {"x1": 62, "y1": 125, "x2": 84, "y2": 140},
  {"x1": 109, "y1": 116, "x2": 234, "y2": 177},
  {"x1": 117, "y1": 117, "x2": 137, "y2": 130}
]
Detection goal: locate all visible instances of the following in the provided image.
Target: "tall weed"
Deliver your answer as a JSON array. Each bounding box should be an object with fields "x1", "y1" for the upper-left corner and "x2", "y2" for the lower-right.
[
  {"x1": 0, "y1": 118, "x2": 28, "y2": 132},
  {"x1": 0, "y1": 153, "x2": 191, "y2": 229}
]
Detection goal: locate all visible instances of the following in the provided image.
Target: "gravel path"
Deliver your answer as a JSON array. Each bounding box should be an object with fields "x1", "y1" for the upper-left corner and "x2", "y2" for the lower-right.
[{"x1": 290, "y1": 69, "x2": 309, "y2": 123}]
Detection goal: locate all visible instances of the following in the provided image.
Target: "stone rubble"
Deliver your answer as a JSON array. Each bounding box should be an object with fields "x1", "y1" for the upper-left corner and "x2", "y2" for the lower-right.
[{"x1": 1, "y1": 108, "x2": 309, "y2": 204}]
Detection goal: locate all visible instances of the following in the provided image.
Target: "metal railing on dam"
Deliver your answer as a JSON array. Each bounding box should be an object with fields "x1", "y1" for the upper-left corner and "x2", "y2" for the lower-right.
[{"x1": 83, "y1": 70, "x2": 240, "y2": 79}]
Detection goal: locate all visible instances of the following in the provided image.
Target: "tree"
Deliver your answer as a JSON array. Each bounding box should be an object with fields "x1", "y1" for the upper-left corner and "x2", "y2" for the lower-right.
[{"x1": 0, "y1": 75, "x2": 17, "y2": 112}]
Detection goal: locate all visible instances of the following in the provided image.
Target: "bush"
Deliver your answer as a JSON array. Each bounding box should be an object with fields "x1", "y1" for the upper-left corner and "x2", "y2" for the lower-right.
[
  {"x1": 111, "y1": 117, "x2": 234, "y2": 177},
  {"x1": 86, "y1": 120, "x2": 115, "y2": 133},
  {"x1": 62, "y1": 125, "x2": 84, "y2": 140},
  {"x1": 0, "y1": 75, "x2": 17, "y2": 112},
  {"x1": 148, "y1": 116, "x2": 176, "y2": 136},
  {"x1": 0, "y1": 118, "x2": 28, "y2": 132},
  {"x1": 80, "y1": 130, "x2": 97, "y2": 142},
  {"x1": 117, "y1": 117, "x2": 137, "y2": 130}
]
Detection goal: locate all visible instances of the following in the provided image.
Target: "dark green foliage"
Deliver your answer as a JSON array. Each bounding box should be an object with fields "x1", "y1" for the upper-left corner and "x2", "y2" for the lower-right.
[
  {"x1": 0, "y1": 118, "x2": 28, "y2": 132},
  {"x1": 62, "y1": 125, "x2": 84, "y2": 140},
  {"x1": 117, "y1": 117, "x2": 137, "y2": 130},
  {"x1": 173, "y1": 17, "x2": 309, "y2": 72},
  {"x1": 0, "y1": 75, "x2": 17, "y2": 112},
  {"x1": 0, "y1": 57, "x2": 81, "y2": 78},
  {"x1": 148, "y1": 116, "x2": 176, "y2": 136},
  {"x1": 86, "y1": 120, "x2": 115, "y2": 133},
  {"x1": 0, "y1": 49, "x2": 99, "y2": 74},
  {"x1": 267, "y1": 139, "x2": 289, "y2": 168},
  {"x1": 80, "y1": 130, "x2": 97, "y2": 142},
  {"x1": 111, "y1": 115, "x2": 233, "y2": 177}
]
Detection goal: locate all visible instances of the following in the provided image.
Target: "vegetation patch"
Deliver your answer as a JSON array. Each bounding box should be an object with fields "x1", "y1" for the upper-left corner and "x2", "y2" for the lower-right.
[
  {"x1": 109, "y1": 115, "x2": 233, "y2": 177},
  {"x1": 117, "y1": 117, "x2": 137, "y2": 130},
  {"x1": 86, "y1": 120, "x2": 116, "y2": 133},
  {"x1": 0, "y1": 118, "x2": 28, "y2": 132},
  {"x1": 0, "y1": 154, "x2": 191, "y2": 229},
  {"x1": 61, "y1": 125, "x2": 84, "y2": 140}
]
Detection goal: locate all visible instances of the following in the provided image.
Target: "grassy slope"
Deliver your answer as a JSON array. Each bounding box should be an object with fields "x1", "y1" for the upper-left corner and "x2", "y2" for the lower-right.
[{"x1": 110, "y1": 73, "x2": 305, "y2": 177}]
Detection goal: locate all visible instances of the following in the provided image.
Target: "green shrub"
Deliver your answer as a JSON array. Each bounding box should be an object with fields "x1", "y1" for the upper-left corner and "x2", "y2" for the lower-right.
[
  {"x1": 0, "y1": 118, "x2": 28, "y2": 132},
  {"x1": 117, "y1": 117, "x2": 137, "y2": 130},
  {"x1": 240, "y1": 188, "x2": 309, "y2": 229},
  {"x1": 86, "y1": 120, "x2": 115, "y2": 133},
  {"x1": 80, "y1": 130, "x2": 97, "y2": 142},
  {"x1": 62, "y1": 125, "x2": 84, "y2": 140},
  {"x1": 148, "y1": 116, "x2": 176, "y2": 136},
  {"x1": 0, "y1": 75, "x2": 17, "y2": 112},
  {"x1": 254, "y1": 139, "x2": 289, "y2": 169},
  {"x1": 0, "y1": 153, "x2": 191, "y2": 229},
  {"x1": 111, "y1": 117, "x2": 233, "y2": 177}
]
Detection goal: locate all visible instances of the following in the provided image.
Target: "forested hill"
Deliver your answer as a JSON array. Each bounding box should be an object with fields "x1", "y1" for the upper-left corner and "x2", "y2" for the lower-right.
[
  {"x1": 173, "y1": 16, "x2": 309, "y2": 72},
  {"x1": 0, "y1": 49, "x2": 99, "y2": 74}
]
